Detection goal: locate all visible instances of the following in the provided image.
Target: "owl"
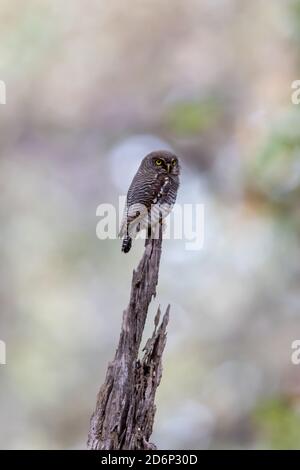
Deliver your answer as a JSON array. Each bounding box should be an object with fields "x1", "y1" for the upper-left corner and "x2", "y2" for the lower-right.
[{"x1": 119, "y1": 150, "x2": 180, "y2": 253}]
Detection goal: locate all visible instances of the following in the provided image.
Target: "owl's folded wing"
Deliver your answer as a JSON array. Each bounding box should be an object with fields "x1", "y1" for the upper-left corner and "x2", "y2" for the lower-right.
[
  {"x1": 118, "y1": 202, "x2": 149, "y2": 238},
  {"x1": 119, "y1": 175, "x2": 173, "y2": 238}
]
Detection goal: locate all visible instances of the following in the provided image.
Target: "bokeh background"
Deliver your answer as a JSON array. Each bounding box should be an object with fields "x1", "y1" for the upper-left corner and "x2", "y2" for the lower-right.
[{"x1": 1, "y1": 0, "x2": 300, "y2": 450}]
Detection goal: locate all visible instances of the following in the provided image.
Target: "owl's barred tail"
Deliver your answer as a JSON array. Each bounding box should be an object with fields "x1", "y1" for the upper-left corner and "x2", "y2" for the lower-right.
[{"x1": 121, "y1": 236, "x2": 132, "y2": 253}]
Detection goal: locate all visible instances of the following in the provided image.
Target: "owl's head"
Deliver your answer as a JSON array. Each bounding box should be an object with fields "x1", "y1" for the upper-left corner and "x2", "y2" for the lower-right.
[{"x1": 142, "y1": 150, "x2": 180, "y2": 176}]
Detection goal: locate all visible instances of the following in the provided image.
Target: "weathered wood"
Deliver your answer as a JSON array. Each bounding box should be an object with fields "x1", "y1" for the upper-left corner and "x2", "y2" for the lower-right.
[{"x1": 87, "y1": 228, "x2": 169, "y2": 450}]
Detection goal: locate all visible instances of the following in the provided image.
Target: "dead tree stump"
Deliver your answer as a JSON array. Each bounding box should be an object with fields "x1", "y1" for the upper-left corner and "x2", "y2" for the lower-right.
[{"x1": 87, "y1": 227, "x2": 169, "y2": 450}]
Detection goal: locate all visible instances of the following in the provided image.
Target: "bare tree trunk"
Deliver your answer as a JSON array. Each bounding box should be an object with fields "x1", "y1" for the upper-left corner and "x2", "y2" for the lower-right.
[{"x1": 87, "y1": 227, "x2": 169, "y2": 450}]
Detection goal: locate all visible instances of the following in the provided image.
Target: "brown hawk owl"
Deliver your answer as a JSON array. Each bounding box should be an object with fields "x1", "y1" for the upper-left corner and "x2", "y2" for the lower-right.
[{"x1": 119, "y1": 150, "x2": 180, "y2": 253}]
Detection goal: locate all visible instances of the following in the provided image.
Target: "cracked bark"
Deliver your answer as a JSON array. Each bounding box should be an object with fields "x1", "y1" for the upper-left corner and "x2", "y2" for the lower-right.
[{"x1": 87, "y1": 226, "x2": 169, "y2": 450}]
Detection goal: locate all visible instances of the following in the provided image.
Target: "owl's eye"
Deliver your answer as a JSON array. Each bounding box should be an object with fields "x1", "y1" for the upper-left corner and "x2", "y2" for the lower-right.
[
  {"x1": 171, "y1": 159, "x2": 177, "y2": 166},
  {"x1": 155, "y1": 159, "x2": 162, "y2": 166}
]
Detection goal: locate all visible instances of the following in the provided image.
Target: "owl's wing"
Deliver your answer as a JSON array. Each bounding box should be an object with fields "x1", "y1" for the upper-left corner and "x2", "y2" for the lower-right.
[
  {"x1": 118, "y1": 209, "x2": 127, "y2": 238},
  {"x1": 118, "y1": 202, "x2": 149, "y2": 238},
  {"x1": 119, "y1": 174, "x2": 173, "y2": 239}
]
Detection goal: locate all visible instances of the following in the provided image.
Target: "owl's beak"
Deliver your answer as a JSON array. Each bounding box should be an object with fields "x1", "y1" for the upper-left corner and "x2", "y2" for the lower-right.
[{"x1": 166, "y1": 163, "x2": 171, "y2": 173}]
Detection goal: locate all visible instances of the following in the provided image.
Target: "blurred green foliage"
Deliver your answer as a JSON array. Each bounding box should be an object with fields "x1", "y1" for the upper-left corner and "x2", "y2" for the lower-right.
[
  {"x1": 290, "y1": 0, "x2": 300, "y2": 46},
  {"x1": 255, "y1": 399, "x2": 300, "y2": 450},
  {"x1": 165, "y1": 99, "x2": 221, "y2": 136},
  {"x1": 250, "y1": 110, "x2": 300, "y2": 206}
]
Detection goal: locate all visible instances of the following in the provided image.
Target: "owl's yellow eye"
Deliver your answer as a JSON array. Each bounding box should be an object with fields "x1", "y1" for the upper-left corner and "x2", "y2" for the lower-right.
[
  {"x1": 171, "y1": 159, "x2": 177, "y2": 166},
  {"x1": 155, "y1": 159, "x2": 162, "y2": 166}
]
